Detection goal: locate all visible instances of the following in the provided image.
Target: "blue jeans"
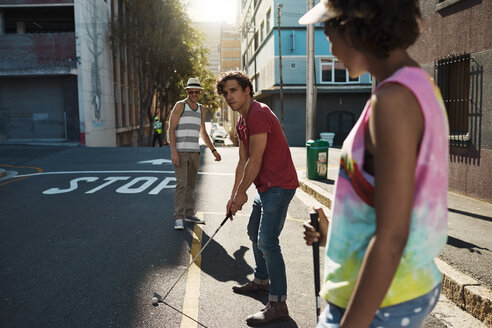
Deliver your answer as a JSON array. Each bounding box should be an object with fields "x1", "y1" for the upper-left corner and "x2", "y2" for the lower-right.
[
  {"x1": 316, "y1": 284, "x2": 441, "y2": 328},
  {"x1": 247, "y1": 187, "x2": 296, "y2": 302}
]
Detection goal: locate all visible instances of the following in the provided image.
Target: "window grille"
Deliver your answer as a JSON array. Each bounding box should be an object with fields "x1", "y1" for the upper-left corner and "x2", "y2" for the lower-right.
[{"x1": 434, "y1": 53, "x2": 479, "y2": 147}]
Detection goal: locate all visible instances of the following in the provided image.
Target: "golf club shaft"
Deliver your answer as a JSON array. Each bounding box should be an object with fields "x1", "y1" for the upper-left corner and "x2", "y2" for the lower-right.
[
  {"x1": 162, "y1": 211, "x2": 233, "y2": 301},
  {"x1": 310, "y1": 210, "x2": 321, "y2": 321}
]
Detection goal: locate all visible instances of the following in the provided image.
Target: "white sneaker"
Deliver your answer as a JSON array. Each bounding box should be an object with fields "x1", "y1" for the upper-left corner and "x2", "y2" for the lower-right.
[
  {"x1": 185, "y1": 215, "x2": 205, "y2": 224},
  {"x1": 174, "y1": 219, "x2": 184, "y2": 230}
]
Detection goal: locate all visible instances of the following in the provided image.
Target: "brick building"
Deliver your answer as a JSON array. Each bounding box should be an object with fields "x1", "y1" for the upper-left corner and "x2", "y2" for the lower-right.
[
  {"x1": 408, "y1": 0, "x2": 492, "y2": 202},
  {"x1": 0, "y1": 0, "x2": 144, "y2": 146}
]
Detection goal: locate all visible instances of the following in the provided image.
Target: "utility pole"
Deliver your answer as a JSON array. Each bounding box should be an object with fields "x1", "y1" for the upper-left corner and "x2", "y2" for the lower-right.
[
  {"x1": 277, "y1": 4, "x2": 285, "y2": 129},
  {"x1": 305, "y1": 0, "x2": 316, "y2": 141}
]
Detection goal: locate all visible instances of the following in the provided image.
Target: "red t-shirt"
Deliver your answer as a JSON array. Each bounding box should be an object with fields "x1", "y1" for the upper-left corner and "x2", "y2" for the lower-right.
[{"x1": 236, "y1": 101, "x2": 299, "y2": 192}]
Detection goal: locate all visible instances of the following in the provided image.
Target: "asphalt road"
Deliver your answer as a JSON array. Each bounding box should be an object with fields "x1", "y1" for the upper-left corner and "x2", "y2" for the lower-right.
[{"x1": 0, "y1": 144, "x2": 475, "y2": 327}]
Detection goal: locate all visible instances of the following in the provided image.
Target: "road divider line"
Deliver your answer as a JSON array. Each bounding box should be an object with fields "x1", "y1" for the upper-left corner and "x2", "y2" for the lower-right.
[
  {"x1": 181, "y1": 213, "x2": 203, "y2": 328},
  {"x1": 287, "y1": 212, "x2": 304, "y2": 223}
]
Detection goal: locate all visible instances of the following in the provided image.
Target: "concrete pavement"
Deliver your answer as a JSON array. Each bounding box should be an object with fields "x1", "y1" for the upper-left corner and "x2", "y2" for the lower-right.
[{"x1": 292, "y1": 147, "x2": 492, "y2": 327}]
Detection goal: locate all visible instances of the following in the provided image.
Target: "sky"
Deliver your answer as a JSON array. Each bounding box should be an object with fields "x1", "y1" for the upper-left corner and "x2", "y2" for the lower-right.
[{"x1": 185, "y1": 0, "x2": 238, "y2": 24}]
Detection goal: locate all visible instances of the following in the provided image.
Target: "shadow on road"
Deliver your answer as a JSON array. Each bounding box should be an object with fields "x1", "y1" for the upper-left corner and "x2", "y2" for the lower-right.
[
  {"x1": 448, "y1": 207, "x2": 492, "y2": 223},
  {"x1": 447, "y1": 235, "x2": 490, "y2": 253},
  {"x1": 198, "y1": 231, "x2": 254, "y2": 284}
]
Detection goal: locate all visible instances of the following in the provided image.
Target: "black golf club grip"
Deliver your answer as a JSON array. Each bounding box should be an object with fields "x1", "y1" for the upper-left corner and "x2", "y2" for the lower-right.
[
  {"x1": 310, "y1": 210, "x2": 321, "y2": 320},
  {"x1": 220, "y1": 211, "x2": 233, "y2": 226}
]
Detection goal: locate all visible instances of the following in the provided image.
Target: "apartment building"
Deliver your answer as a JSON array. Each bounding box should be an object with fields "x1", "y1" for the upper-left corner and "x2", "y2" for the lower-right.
[
  {"x1": 0, "y1": 0, "x2": 142, "y2": 147},
  {"x1": 239, "y1": 0, "x2": 372, "y2": 146},
  {"x1": 196, "y1": 22, "x2": 222, "y2": 76},
  {"x1": 409, "y1": 0, "x2": 492, "y2": 202},
  {"x1": 219, "y1": 24, "x2": 241, "y2": 142}
]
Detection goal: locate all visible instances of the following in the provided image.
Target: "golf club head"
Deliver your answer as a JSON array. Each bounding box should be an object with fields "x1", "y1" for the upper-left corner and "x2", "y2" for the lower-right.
[{"x1": 153, "y1": 291, "x2": 163, "y2": 301}]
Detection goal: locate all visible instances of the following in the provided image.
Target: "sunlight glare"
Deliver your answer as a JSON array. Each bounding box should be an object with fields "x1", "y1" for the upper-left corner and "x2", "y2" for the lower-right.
[{"x1": 187, "y1": 0, "x2": 237, "y2": 24}]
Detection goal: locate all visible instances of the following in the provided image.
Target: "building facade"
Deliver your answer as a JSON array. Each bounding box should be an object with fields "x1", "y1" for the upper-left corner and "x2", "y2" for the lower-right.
[
  {"x1": 238, "y1": 0, "x2": 372, "y2": 146},
  {"x1": 219, "y1": 24, "x2": 241, "y2": 143},
  {"x1": 408, "y1": 0, "x2": 492, "y2": 202},
  {"x1": 196, "y1": 22, "x2": 222, "y2": 76},
  {"x1": 0, "y1": 0, "x2": 143, "y2": 147}
]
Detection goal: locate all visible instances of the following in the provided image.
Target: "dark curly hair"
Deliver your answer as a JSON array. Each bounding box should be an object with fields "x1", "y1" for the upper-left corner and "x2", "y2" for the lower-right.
[
  {"x1": 216, "y1": 71, "x2": 254, "y2": 98},
  {"x1": 324, "y1": 0, "x2": 421, "y2": 58}
]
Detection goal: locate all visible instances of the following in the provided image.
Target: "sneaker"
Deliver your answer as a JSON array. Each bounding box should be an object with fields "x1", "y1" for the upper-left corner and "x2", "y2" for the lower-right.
[
  {"x1": 232, "y1": 281, "x2": 269, "y2": 295},
  {"x1": 184, "y1": 215, "x2": 205, "y2": 224},
  {"x1": 246, "y1": 301, "x2": 289, "y2": 326},
  {"x1": 174, "y1": 219, "x2": 184, "y2": 230}
]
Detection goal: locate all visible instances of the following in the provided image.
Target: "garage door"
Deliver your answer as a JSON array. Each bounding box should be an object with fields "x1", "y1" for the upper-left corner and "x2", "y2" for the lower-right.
[{"x1": 0, "y1": 77, "x2": 66, "y2": 140}]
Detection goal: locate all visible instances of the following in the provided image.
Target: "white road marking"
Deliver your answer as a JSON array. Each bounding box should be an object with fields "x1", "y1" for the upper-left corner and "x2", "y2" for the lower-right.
[
  {"x1": 138, "y1": 159, "x2": 172, "y2": 165},
  {"x1": 12, "y1": 170, "x2": 235, "y2": 179}
]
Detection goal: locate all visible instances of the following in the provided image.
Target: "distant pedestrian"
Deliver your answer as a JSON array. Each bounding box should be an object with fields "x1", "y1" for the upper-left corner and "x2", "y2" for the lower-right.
[
  {"x1": 152, "y1": 116, "x2": 163, "y2": 147},
  {"x1": 216, "y1": 71, "x2": 299, "y2": 326},
  {"x1": 169, "y1": 77, "x2": 221, "y2": 230},
  {"x1": 300, "y1": 1, "x2": 449, "y2": 327}
]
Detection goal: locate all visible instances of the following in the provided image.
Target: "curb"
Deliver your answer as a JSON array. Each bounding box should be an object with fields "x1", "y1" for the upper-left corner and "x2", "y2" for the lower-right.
[{"x1": 298, "y1": 176, "x2": 492, "y2": 327}]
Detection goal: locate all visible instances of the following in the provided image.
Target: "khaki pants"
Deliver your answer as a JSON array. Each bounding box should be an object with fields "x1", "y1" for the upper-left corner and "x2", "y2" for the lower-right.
[{"x1": 173, "y1": 152, "x2": 200, "y2": 220}]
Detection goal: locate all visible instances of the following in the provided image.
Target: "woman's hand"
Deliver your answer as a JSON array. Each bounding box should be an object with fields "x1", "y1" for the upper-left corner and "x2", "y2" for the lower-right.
[{"x1": 303, "y1": 207, "x2": 329, "y2": 247}]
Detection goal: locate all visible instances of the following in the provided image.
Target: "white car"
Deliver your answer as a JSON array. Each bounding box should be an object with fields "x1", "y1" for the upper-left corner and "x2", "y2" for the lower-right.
[{"x1": 210, "y1": 125, "x2": 228, "y2": 146}]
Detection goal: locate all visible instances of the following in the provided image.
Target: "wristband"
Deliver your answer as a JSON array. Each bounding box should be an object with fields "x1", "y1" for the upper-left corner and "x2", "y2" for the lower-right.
[{"x1": 211, "y1": 148, "x2": 217, "y2": 153}]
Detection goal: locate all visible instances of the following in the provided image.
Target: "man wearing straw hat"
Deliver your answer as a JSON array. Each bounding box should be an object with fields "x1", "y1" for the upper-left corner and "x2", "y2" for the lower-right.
[{"x1": 169, "y1": 77, "x2": 221, "y2": 230}]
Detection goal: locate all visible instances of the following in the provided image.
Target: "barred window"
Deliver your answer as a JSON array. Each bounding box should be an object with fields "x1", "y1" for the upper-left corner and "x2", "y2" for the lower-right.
[{"x1": 434, "y1": 54, "x2": 471, "y2": 146}]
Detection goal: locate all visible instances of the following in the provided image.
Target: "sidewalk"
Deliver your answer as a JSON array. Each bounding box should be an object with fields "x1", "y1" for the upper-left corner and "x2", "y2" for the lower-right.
[{"x1": 292, "y1": 147, "x2": 492, "y2": 327}]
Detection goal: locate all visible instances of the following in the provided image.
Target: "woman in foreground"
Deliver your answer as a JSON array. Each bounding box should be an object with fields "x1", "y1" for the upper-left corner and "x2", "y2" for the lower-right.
[{"x1": 299, "y1": 1, "x2": 449, "y2": 327}]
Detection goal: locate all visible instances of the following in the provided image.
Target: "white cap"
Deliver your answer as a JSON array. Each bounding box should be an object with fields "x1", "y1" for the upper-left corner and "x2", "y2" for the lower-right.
[{"x1": 298, "y1": 0, "x2": 335, "y2": 25}]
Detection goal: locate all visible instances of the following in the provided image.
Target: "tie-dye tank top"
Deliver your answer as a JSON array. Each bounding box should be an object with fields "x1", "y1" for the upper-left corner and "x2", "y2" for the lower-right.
[{"x1": 321, "y1": 67, "x2": 449, "y2": 308}]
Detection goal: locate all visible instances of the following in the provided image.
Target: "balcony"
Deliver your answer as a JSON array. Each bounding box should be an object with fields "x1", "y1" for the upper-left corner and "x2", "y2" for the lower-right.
[
  {"x1": 0, "y1": 32, "x2": 77, "y2": 76},
  {"x1": 0, "y1": 0, "x2": 73, "y2": 5}
]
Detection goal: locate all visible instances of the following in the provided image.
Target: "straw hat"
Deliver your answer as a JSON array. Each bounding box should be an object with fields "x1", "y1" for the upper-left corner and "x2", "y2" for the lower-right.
[{"x1": 185, "y1": 77, "x2": 203, "y2": 89}]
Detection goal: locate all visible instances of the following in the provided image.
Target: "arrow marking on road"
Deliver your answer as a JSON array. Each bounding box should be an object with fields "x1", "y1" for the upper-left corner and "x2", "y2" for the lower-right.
[{"x1": 138, "y1": 159, "x2": 172, "y2": 165}]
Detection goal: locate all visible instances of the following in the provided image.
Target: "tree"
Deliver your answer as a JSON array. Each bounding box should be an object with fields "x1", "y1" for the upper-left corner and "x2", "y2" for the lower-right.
[{"x1": 111, "y1": 0, "x2": 193, "y2": 145}]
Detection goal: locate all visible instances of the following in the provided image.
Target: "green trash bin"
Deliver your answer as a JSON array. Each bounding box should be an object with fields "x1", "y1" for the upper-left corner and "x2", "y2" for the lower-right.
[{"x1": 306, "y1": 139, "x2": 329, "y2": 180}]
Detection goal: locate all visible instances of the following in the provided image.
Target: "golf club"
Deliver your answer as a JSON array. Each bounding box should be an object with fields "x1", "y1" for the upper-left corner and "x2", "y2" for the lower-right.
[
  {"x1": 153, "y1": 211, "x2": 233, "y2": 303},
  {"x1": 152, "y1": 292, "x2": 207, "y2": 327},
  {"x1": 310, "y1": 209, "x2": 321, "y2": 322}
]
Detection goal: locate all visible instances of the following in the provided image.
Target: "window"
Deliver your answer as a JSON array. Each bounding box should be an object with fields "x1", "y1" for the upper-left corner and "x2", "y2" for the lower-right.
[
  {"x1": 266, "y1": 8, "x2": 271, "y2": 32},
  {"x1": 254, "y1": 31, "x2": 259, "y2": 51},
  {"x1": 434, "y1": 53, "x2": 472, "y2": 146},
  {"x1": 320, "y1": 58, "x2": 359, "y2": 83},
  {"x1": 260, "y1": 21, "x2": 265, "y2": 42},
  {"x1": 290, "y1": 63, "x2": 296, "y2": 69}
]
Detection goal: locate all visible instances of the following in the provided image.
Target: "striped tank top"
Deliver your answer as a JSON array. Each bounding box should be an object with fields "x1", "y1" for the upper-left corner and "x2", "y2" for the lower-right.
[{"x1": 175, "y1": 99, "x2": 202, "y2": 152}]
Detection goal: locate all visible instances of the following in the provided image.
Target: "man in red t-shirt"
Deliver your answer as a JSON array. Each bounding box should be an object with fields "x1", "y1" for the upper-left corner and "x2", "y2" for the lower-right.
[{"x1": 216, "y1": 71, "x2": 299, "y2": 325}]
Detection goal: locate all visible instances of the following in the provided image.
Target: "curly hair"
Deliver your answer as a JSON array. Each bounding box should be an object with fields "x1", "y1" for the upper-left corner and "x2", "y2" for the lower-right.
[
  {"x1": 216, "y1": 71, "x2": 254, "y2": 98},
  {"x1": 324, "y1": 0, "x2": 421, "y2": 58}
]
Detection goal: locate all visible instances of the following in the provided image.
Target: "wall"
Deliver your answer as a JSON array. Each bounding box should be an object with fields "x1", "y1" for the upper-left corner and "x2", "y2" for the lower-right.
[
  {"x1": 260, "y1": 90, "x2": 370, "y2": 147},
  {"x1": 408, "y1": 0, "x2": 492, "y2": 202},
  {"x1": 0, "y1": 33, "x2": 76, "y2": 75},
  {"x1": 74, "y1": 0, "x2": 116, "y2": 146}
]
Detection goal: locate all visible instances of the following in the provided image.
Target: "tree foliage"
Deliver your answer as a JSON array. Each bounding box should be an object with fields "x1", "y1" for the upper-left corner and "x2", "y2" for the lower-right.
[{"x1": 111, "y1": 0, "x2": 220, "y2": 146}]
